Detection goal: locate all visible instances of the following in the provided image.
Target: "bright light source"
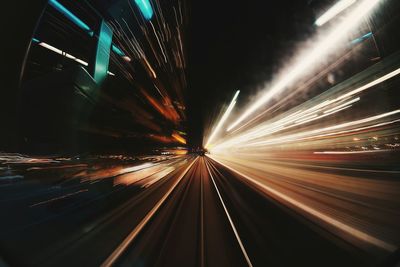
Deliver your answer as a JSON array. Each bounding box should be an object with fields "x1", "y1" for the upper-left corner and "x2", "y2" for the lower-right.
[
  {"x1": 48, "y1": 0, "x2": 94, "y2": 36},
  {"x1": 205, "y1": 90, "x2": 240, "y2": 148},
  {"x1": 112, "y1": 44, "x2": 125, "y2": 57},
  {"x1": 315, "y1": 0, "x2": 356, "y2": 26},
  {"x1": 48, "y1": 0, "x2": 130, "y2": 65},
  {"x1": 74, "y1": 57, "x2": 89, "y2": 66},
  {"x1": 39, "y1": 42, "x2": 62, "y2": 55},
  {"x1": 212, "y1": 64, "x2": 400, "y2": 154},
  {"x1": 38, "y1": 41, "x2": 89, "y2": 67},
  {"x1": 65, "y1": 53, "x2": 76, "y2": 60},
  {"x1": 351, "y1": 32, "x2": 373, "y2": 44},
  {"x1": 227, "y1": 0, "x2": 383, "y2": 132},
  {"x1": 338, "y1": 66, "x2": 400, "y2": 101},
  {"x1": 323, "y1": 97, "x2": 360, "y2": 114},
  {"x1": 123, "y1": 56, "x2": 132, "y2": 62},
  {"x1": 38, "y1": 40, "x2": 114, "y2": 76},
  {"x1": 134, "y1": 0, "x2": 154, "y2": 20},
  {"x1": 48, "y1": 0, "x2": 131, "y2": 66}
]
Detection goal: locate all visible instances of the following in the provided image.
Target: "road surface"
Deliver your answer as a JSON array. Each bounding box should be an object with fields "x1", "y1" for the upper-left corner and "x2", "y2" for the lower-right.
[{"x1": 0, "y1": 154, "x2": 399, "y2": 266}]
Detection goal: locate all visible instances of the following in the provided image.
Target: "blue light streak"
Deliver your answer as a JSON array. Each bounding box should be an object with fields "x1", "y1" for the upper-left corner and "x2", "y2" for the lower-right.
[
  {"x1": 93, "y1": 21, "x2": 113, "y2": 84},
  {"x1": 48, "y1": 0, "x2": 94, "y2": 36},
  {"x1": 134, "y1": 0, "x2": 154, "y2": 20},
  {"x1": 351, "y1": 32, "x2": 373, "y2": 45},
  {"x1": 46, "y1": 0, "x2": 127, "y2": 62},
  {"x1": 112, "y1": 44, "x2": 126, "y2": 57}
]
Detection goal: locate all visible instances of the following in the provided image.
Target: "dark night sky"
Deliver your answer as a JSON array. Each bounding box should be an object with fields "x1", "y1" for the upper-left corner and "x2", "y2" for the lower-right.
[{"x1": 186, "y1": 0, "x2": 317, "y2": 147}]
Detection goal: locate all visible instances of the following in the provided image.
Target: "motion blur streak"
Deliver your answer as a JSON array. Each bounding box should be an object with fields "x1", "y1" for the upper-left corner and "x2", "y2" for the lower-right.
[
  {"x1": 1, "y1": 153, "x2": 398, "y2": 266},
  {"x1": 245, "y1": 109, "x2": 400, "y2": 147},
  {"x1": 205, "y1": 90, "x2": 240, "y2": 149},
  {"x1": 209, "y1": 155, "x2": 398, "y2": 252},
  {"x1": 101, "y1": 157, "x2": 198, "y2": 267},
  {"x1": 205, "y1": 0, "x2": 400, "y2": 257},
  {"x1": 315, "y1": 0, "x2": 356, "y2": 26},
  {"x1": 207, "y1": 64, "x2": 400, "y2": 257},
  {"x1": 210, "y1": 60, "x2": 400, "y2": 152},
  {"x1": 172, "y1": 132, "x2": 187, "y2": 144},
  {"x1": 204, "y1": 161, "x2": 253, "y2": 267},
  {"x1": 227, "y1": 0, "x2": 383, "y2": 131},
  {"x1": 207, "y1": 56, "x2": 400, "y2": 254}
]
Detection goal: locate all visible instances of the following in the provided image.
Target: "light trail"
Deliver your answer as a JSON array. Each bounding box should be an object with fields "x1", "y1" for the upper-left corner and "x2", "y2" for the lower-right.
[
  {"x1": 228, "y1": 109, "x2": 400, "y2": 148},
  {"x1": 321, "y1": 104, "x2": 352, "y2": 116},
  {"x1": 315, "y1": 0, "x2": 356, "y2": 26},
  {"x1": 134, "y1": 0, "x2": 154, "y2": 20},
  {"x1": 210, "y1": 64, "x2": 400, "y2": 153},
  {"x1": 313, "y1": 150, "x2": 391, "y2": 154},
  {"x1": 210, "y1": 156, "x2": 398, "y2": 252},
  {"x1": 323, "y1": 97, "x2": 360, "y2": 114},
  {"x1": 172, "y1": 132, "x2": 187, "y2": 144},
  {"x1": 30, "y1": 189, "x2": 89, "y2": 207},
  {"x1": 206, "y1": 24, "x2": 400, "y2": 255},
  {"x1": 36, "y1": 40, "x2": 115, "y2": 76},
  {"x1": 227, "y1": 0, "x2": 383, "y2": 131},
  {"x1": 48, "y1": 0, "x2": 93, "y2": 36},
  {"x1": 337, "y1": 66, "x2": 400, "y2": 101},
  {"x1": 205, "y1": 90, "x2": 240, "y2": 149},
  {"x1": 101, "y1": 157, "x2": 198, "y2": 267},
  {"x1": 102, "y1": 0, "x2": 187, "y2": 133},
  {"x1": 205, "y1": 160, "x2": 254, "y2": 267}
]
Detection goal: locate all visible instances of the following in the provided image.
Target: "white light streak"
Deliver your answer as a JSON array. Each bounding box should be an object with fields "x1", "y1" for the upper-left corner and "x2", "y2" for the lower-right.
[
  {"x1": 315, "y1": 0, "x2": 356, "y2": 26},
  {"x1": 323, "y1": 97, "x2": 360, "y2": 114},
  {"x1": 210, "y1": 157, "x2": 397, "y2": 252},
  {"x1": 120, "y1": 162, "x2": 154, "y2": 173},
  {"x1": 338, "y1": 67, "x2": 400, "y2": 101},
  {"x1": 314, "y1": 150, "x2": 390, "y2": 154},
  {"x1": 123, "y1": 56, "x2": 132, "y2": 62},
  {"x1": 227, "y1": 0, "x2": 383, "y2": 131},
  {"x1": 39, "y1": 42, "x2": 62, "y2": 54},
  {"x1": 39, "y1": 42, "x2": 88, "y2": 66},
  {"x1": 65, "y1": 53, "x2": 76, "y2": 59},
  {"x1": 38, "y1": 41, "x2": 117, "y2": 74},
  {"x1": 247, "y1": 109, "x2": 400, "y2": 147},
  {"x1": 294, "y1": 114, "x2": 319, "y2": 124},
  {"x1": 322, "y1": 104, "x2": 352, "y2": 116},
  {"x1": 74, "y1": 57, "x2": 89, "y2": 66},
  {"x1": 205, "y1": 90, "x2": 240, "y2": 148}
]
